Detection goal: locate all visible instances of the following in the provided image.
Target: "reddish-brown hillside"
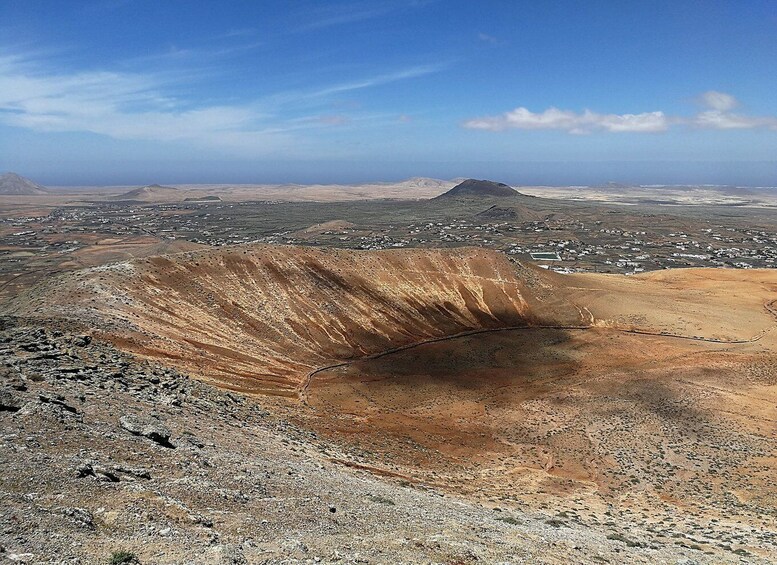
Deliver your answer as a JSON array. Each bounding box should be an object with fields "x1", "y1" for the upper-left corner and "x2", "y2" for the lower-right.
[
  {"x1": 5, "y1": 244, "x2": 777, "y2": 558},
  {"x1": 9, "y1": 246, "x2": 576, "y2": 394}
]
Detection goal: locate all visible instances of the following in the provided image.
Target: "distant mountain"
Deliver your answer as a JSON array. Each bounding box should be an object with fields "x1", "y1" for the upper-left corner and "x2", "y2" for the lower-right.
[
  {"x1": 434, "y1": 179, "x2": 518, "y2": 199},
  {"x1": 397, "y1": 177, "x2": 451, "y2": 189},
  {"x1": 0, "y1": 172, "x2": 48, "y2": 195},
  {"x1": 114, "y1": 184, "x2": 178, "y2": 200}
]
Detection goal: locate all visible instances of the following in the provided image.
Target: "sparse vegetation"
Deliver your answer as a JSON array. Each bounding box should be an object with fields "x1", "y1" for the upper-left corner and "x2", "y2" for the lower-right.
[
  {"x1": 607, "y1": 533, "x2": 643, "y2": 548},
  {"x1": 367, "y1": 494, "x2": 395, "y2": 505},
  {"x1": 545, "y1": 518, "x2": 566, "y2": 528},
  {"x1": 108, "y1": 550, "x2": 138, "y2": 565}
]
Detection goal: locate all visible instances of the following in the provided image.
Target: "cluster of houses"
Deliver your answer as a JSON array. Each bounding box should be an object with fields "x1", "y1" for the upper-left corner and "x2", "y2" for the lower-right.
[{"x1": 2, "y1": 201, "x2": 776, "y2": 278}]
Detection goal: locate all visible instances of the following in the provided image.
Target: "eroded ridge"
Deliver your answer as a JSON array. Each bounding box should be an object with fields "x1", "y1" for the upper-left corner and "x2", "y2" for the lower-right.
[{"x1": 7, "y1": 246, "x2": 569, "y2": 394}]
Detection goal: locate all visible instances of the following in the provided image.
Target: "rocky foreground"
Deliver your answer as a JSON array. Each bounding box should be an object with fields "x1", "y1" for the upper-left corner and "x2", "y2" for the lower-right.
[{"x1": 1, "y1": 317, "x2": 764, "y2": 564}]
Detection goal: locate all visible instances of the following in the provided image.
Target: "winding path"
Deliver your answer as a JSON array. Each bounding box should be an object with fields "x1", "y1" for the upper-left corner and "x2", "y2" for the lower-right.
[{"x1": 297, "y1": 303, "x2": 777, "y2": 406}]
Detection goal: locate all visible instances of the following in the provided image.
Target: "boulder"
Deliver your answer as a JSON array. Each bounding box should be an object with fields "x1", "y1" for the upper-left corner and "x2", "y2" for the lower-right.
[{"x1": 119, "y1": 414, "x2": 175, "y2": 448}]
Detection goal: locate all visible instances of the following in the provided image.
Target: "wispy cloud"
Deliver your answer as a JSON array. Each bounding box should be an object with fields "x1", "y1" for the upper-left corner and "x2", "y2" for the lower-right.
[
  {"x1": 694, "y1": 110, "x2": 777, "y2": 130},
  {"x1": 316, "y1": 115, "x2": 350, "y2": 126},
  {"x1": 259, "y1": 63, "x2": 445, "y2": 110},
  {"x1": 119, "y1": 40, "x2": 264, "y2": 68},
  {"x1": 220, "y1": 28, "x2": 256, "y2": 39},
  {"x1": 297, "y1": 0, "x2": 436, "y2": 32},
  {"x1": 463, "y1": 91, "x2": 777, "y2": 134},
  {"x1": 692, "y1": 91, "x2": 777, "y2": 130},
  {"x1": 0, "y1": 49, "x2": 440, "y2": 155},
  {"x1": 298, "y1": 4, "x2": 396, "y2": 31},
  {"x1": 477, "y1": 33, "x2": 503, "y2": 46},
  {"x1": 305, "y1": 64, "x2": 443, "y2": 98},
  {"x1": 699, "y1": 90, "x2": 737, "y2": 112},
  {"x1": 0, "y1": 54, "x2": 250, "y2": 142}
]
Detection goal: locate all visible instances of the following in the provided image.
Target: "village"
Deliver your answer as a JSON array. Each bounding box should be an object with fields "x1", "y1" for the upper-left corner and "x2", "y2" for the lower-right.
[{"x1": 1, "y1": 197, "x2": 777, "y2": 301}]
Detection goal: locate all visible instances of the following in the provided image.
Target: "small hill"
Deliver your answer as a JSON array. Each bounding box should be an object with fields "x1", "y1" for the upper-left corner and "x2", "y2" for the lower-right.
[
  {"x1": 397, "y1": 177, "x2": 451, "y2": 189},
  {"x1": 294, "y1": 220, "x2": 358, "y2": 239},
  {"x1": 476, "y1": 205, "x2": 520, "y2": 220},
  {"x1": 301, "y1": 220, "x2": 356, "y2": 234},
  {"x1": 434, "y1": 179, "x2": 517, "y2": 199},
  {"x1": 474, "y1": 204, "x2": 542, "y2": 223},
  {"x1": 0, "y1": 172, "x2": 48, "y2": 195},
  {"x1": 114, "y1": 184, "x2": 178, "y2": 200},
  {"x1": 183, "y1": 195, "x2": 221, "y2": 202}
]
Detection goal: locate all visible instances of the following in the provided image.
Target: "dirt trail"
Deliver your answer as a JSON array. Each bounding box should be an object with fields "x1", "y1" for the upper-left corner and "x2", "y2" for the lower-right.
[{"x1": 299, "y1": 304, "x2": 777, "y2": 405}]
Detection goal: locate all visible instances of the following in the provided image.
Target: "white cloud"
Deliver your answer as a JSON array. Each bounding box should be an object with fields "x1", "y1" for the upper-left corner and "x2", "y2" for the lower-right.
[
  {"x1": 0, "y1": 51, "x2": 441, "y2": 154},
  {"x1": 463, "y1": 107, "x2": 669, "y2": 134},
  {"x1": 700, "y1": 90, "x2": 738, "y2": 111},
  {"x1": 463, "y1": 92, "x2": 777, "y2": 134},
  {"x1": 694, "y1": 110, "x2": 777, "y2": 130},
  {"x1": 0, "y1": 54, "x2": 272, "y2": 149},
  {"x1": 692, "y1": 91, "x2": 777, "y2": 130}
]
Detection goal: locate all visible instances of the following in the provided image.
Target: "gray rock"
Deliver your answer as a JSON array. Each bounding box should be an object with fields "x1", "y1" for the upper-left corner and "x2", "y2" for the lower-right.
[
  {"x1": 72, "y1": 335, "x2": 91, "y2": 347},
  {"x1": 15, "y1": 398, "x2": 83, "y2": 423},
  {"x1": 218, "y1": 544, "x2": 248, "y2": 565},
  {"x1": 58, "y1": 507, "x2": 94, "y2": 529},
  {"x1": 118, "y1": 414, "x2": 145, "y2": 434},
  {"x1": 188, "y1": 512, "x2": 213, "y2": 528},
  {"x1": 115, "y1": 465, "x2": 152, "y2": 480},
  {"x1": 119, "y1": 414, "x2": 175, "y2": 448},
  {"x1": 0, "y1": 366, "x2": 26, "y2": 391},
  {"x1": 38, "y1": 393, "x2": 79, "y2": 414},
  {"x1": 76, "y1": 459, "x2": 152, "y2": 481},
  {"x1": 0, "y1": 388, "x2": 22, "y2": 412},
  {"x1": 75, "y1": 462, "x2": 95, "y2": 478},
  {"x1": 181, "y1": 431, "x2": 204, "y2": 448}
]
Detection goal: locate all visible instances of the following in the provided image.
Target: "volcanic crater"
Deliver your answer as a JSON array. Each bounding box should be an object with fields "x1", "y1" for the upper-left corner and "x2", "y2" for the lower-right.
[{"x1": 7, "y1": 244, "x2": 777, "y2": 540}]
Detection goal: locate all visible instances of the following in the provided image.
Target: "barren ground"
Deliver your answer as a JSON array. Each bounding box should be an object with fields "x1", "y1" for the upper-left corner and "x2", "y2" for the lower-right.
[{"x1": 2, "y1": 244, "x2": 775, "y2": 563}]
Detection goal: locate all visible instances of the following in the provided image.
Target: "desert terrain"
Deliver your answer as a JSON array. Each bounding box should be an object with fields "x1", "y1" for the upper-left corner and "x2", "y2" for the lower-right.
[{"x1": 1, "y1": 177, "x2": 776, "y2": 563}]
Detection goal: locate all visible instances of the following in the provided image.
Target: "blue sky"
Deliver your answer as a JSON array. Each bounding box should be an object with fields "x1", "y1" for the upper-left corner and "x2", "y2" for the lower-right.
[{"x1": 1, "y1": 0, "x2": 777, "y2": 185}]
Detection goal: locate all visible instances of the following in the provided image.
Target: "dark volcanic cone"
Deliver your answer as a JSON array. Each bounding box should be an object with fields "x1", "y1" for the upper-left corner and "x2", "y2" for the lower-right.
[{"x1": 435, "y1": 179, "x2": 518, "y2": 199}]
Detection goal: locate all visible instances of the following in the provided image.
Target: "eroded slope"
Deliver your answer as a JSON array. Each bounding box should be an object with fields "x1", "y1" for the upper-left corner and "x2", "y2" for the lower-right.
[
  {"x1": 8, "y1": 246, "x2": 571, "y2": 395},
  {"x1": 5, "y1": 244, "x2": 777, "y2": 560},
  {"x1": 9, "y1": 245, "x2": 777, "y2": 396}
]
